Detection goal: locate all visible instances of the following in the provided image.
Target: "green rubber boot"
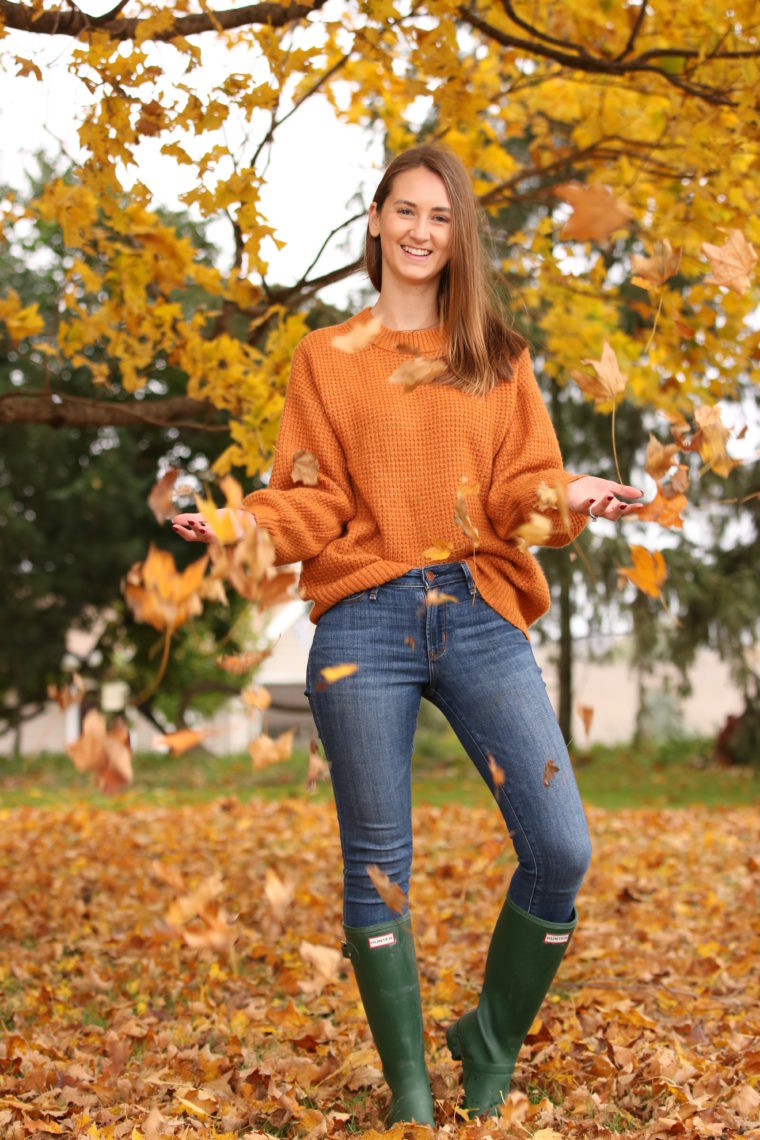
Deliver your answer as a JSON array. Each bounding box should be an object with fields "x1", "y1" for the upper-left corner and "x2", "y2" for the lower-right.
[
  {"x1": 446, "y1": 896, "x2": 577, "y2": 1115},
  {"x1": 342, "y1": 914, "x2": 435, "y2": 1126}
]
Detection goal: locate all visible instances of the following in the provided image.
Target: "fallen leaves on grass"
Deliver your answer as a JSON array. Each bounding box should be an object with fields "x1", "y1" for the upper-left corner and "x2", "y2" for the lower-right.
[{"x1": 0, "y1": 800, "x2": 758, "y2": 1138}]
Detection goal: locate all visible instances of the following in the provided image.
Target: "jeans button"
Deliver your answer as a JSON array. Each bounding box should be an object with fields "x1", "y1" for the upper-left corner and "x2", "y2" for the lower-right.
[{"x1": 425, "y1": 570, "x2": 435, "y2": 582}]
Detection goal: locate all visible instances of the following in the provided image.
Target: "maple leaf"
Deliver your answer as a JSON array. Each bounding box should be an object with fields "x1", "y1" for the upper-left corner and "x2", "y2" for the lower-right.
[
  {"x1": 425, "y1": 589, "x2": 459, "y2": 606},
  {"x1": 241, "y1": 686, "x2": 272, "y2": 710},
  {"x1": 147, "y1": 468, "x2": 180, "y2": 524},
  {"x1": 618, "y1": 545, "x2": 667, "y2": 599},
  {"x1": 249, "y1": 728, "x2": 295, "y2": 770},
  {"x1": 387, "y1": 356, "x2": 446, "y2": 391},
  {"x1": 636, "y1": 489, "x2": 688, "y2": 528},
  {"x1": 152, "y1": 728, "x2": 212, "y2": 755},
  {"x1": 306, "y1": 735, "x2": 329, "y2": 792},
  {"x1": 577, "y1": 705, "x2": 594, "y2": 738},
  {"x1": 694, "y1": 404, "x2": 736, "y2": 476},
  {"x1": 575, "y1": 342, "x2": 628, "y2": 404},
  {"x1": 701, "y1": 228, "x2": 757, "y2": 294},
  {"x1": 291, "y1": 449, "x2": 319, "y2": 486},
  {"x1": 15, "y1": 55, "x2": 42, "y2": 81},
  {"x1": 645, "y1": 433, "x2": 680, "y2": 481},
  {"x1": 124, "y1": 546, "x2": 207, "y2": 632},
  {"x1": 216, "y1": 649, "x2": 270, "y2": 674},
  {"x1": 543, "y1": 758, "x2": 560, "y2": 787},
  {"x1": 299, "y1": 941, "x2": 343, "y2": 995},
  {"x1": 320, "y1": 663, "x2": 358, "y2": 684},
  {"x1": 194, "y1": 490, "x2": 243, "y2": 545},
  {"x1": 487, "y1": 753, "x2": 505, "y2": 788},
  {"x1": 422, "y1": 538, "x2": 453, "y2": 561},
  {"x1": 555, "y1": 182, "x2": 633, "y2": 244},
  {"x1": 67, "y1": 709, "x2": 133, "y2": 794},
  {"x1": 332, "y1": 315, "x2": 382, "y2": 353},
  {"x1": 509, "y1": 511, "x2": 553, "y2": 551},
  {"x1": 366, "y1": 864, "x2": 407, "y2": 914},
  {"x1": 631, "y1": 240, "x2": 681, "y2": 289}
]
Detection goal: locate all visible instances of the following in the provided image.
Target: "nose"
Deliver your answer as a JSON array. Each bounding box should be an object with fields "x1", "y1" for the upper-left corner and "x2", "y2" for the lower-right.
[{"x1": 410, "y1": 215, "x2": 430, "y2": 242}]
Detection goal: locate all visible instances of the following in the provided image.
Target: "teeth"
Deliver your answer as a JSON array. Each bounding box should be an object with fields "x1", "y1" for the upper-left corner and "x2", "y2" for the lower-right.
[{"x1": 402, "y1": 246, "x2": 431, "y2": 257}]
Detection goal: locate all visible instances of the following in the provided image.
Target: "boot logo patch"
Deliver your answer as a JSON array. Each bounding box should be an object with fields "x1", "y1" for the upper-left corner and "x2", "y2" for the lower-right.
[
  {"x1": 367, "y1": 932, "x2": 396, "y2": 949},
  {"x1": 544, "y1": 932, "x2": 571, "y2": 945}
]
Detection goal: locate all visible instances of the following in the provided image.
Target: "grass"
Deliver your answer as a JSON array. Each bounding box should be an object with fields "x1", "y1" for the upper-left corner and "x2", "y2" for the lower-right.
[{"x1": 0, "y1": 722, "x2": 757, "y2": 810}]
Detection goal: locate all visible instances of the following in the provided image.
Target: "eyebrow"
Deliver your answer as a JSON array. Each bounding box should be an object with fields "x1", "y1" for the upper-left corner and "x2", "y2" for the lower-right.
[{"x1": 393, "y1": 198, "x2": 451, "y2": 212}]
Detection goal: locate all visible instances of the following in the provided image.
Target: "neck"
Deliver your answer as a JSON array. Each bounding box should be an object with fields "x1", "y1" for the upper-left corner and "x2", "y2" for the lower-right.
[{"x1": 371, "y1": 284, "x2": 441, "y2": 332}]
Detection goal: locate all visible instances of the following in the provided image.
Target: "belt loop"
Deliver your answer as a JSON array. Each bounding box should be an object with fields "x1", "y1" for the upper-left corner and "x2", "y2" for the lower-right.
[
  {"x1": 461, "y1": 561, "x2": 476, "y2": 596},
  {"x1": 369, "y1": 587, "x2": 379, "y2": 601}
]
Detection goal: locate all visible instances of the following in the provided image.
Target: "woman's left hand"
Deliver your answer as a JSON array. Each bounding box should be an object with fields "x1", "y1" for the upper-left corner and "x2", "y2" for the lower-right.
[{"x1": 566, "y1": 476, "x2": 645, "y2": 521}]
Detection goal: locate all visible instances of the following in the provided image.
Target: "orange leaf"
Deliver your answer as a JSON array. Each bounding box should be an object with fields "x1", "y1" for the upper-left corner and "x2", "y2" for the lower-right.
[
  {"x1": 636, "y1": 489, "x2": 687, "y2": 529},
  {"x1": 388, "y1": 356, "x2": 446, "y2": 391},
  {"x1": 454, "y1": 480, "x2": 480, "y2": 550},
  {"x1": 291, "y1": 449, "x2": 319, "y2": 486},
  {"x1": 124, "y1": 545, "x2": 208, "y2": 632},
  {"x1": 249, "y1": 728, "x2": 295, "y2": 770},
  {"x1": 630, "y1": 240, "x2": 681, "y2": 289},
  {"x1": 618, "y1": 545, "x2": 667, "y2": 599},
  {"x1": 577, "y1": 705, "x2": 594, "y2": 738},
  {"x1": 575, "y1": 342, "x2": 627, "y2": 403},
  {"x1": 148, "y1": 468, "x2": 180, "y2": 524},
  {"x1": 332, "y1": 315, "x2": 382, "y2": 353},
  {"x1": 307, "y1": 735, "x2": 329, "y2": 792},
  {"x1": 701, "y1": 228, "x2": 757, "y2": 294},
  {"x1": 152, "y1": 728, "x2": 211, "y2": 755},
  {"x1": 555, "y1": 182, "x2": 633, "y2": 244},
  {"x1": 366, "y1": 864, "x2": 407, "y2": 914},
  {"x1": 320, "y1": 663, "x2": 358, "y2": 684},
  {"x1": 425, "y1": 589, "x2": 459, "y2": 607},
  {"x1": 241, "y1": 686, "x2": 272, "y2": 710},
  {"x1": 644, "y1": 434, "x2": 680, "y2": 482},
  {"x1": 422, "y1": 538, "x2": 453, "y2": 561},
  {"x1": 535, "y1": 481, "x2": 571, "y2": 532},
  {"x1": 487, "y1": 753, "x2": 505, "y2": 788},
  {"x1": 509, "y1": 511, "x2": 553, "y2": 551},
  {"x1": 216, "y1": 649, "x2": 270, "y2": 674},
  {"x1": 543, "y1": 758, "x2": 560, "y2": 787}
]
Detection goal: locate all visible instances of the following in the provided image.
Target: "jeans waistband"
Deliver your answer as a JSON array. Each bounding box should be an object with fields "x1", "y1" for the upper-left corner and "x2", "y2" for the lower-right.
[{"x1": 380, "y1": 562, "x2": 476, "y2": 594}]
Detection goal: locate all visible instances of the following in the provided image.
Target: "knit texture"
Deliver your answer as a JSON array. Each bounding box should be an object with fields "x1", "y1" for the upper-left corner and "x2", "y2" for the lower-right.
[{"x1": 242, "y1": 309, "x2": 587, "y2": 631}]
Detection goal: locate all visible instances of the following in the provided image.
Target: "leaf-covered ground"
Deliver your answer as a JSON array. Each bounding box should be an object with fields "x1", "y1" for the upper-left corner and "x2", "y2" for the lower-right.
[{"x1": 1, "y1": 799, "x2": 758, "y2": 1139}]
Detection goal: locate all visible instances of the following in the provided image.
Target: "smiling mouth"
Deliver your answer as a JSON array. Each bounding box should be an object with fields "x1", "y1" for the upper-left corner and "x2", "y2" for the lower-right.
[{"x1": 401, "y1": 246, "x2": 432, "y2": 258}]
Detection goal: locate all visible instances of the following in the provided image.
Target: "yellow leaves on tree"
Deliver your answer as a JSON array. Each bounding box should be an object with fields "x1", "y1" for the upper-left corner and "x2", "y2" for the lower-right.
[
  {"x1": 67, "y1": 709, "x2": 133, "y2": 794},
  {"x1": 0, "y1": 288, "x2": 45, "y2": 342}
]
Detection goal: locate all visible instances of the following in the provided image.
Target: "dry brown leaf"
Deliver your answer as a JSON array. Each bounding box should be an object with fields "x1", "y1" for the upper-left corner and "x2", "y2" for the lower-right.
[
  {"x1": 124, "y1": 545, "x2": 208, "y2": 632},
  {"x1": 291, "y1": 449, "x2": 319, "y2": 486},
  {"x1": 645, "y1": 433, "x2": 680, "y2": 482},
  {"x1": 701, "y1": 228, "x2": 757, "y2": 294},
  {"x1": 306, "y1": 735, "x2": 329, "y2": 792},
  {"x1": 211, "y1": 527, "x2": 296, "y2": 607},
  {"x1": 194, "y1": 490, "x2": 243, "y2": 545},
  {"x1": 249, "y1": 728, "x2": 295, "y2": 770},
  {"x1": 497, "y1": 1090, "x2": 529, "y2": 1127},
  {"x1": 332, "y1": 315, "x2": 382, "y2": 353},
  {"x1": 265, "y1": 868, "x2": 295, "y2": 923},
  {"x1": 618, "y1": 545, "x2": 667, "y2": 599},
  {"x1": 404, "y1": 635, "x2": 415, "y2": 650},
  {"x1": 366, "y1": 864, "x2": 407, "y2": 914},
  {"x1": 148, "y1": 468, "x2": 180, "y2": 524},
  {"x1": 665, "y1": 464, "x2": 691, "y2": 496},
  {"x1": 241, "y1": 686, "x2": 272, "y2": 710},
  {"x1": 555, "y1": 182, "x2": 633, "y2": 244},
  {"x1": 299, "y1": 941, "x2": 343, "y2": 994},
  {"x1": 578, "y1": 705, "x2": 594, "y2": 738},
  {"x1": 47, "y1": 671, "x2": 86, "y2": 710},
  {"x1": 694, "y1": 404, "x2": 736, "y2": 476},
  {"x1": 182, "y1": 901, "x2": 238, "y2": 952},
  {"x1": 543, "y1": 758, "x2": 560, "y2": 787},
  {"x1": 631, "y1": 240, "x2": 681, "y2": 289},
  {"x1": 575, "y1": 342, "x2": 628, "y2": 403},
  {"x1": 166, "y1": 873, "x2": 224, "y2": 928},
  {"x1": 387, "y1": 356, "x2": 446, "y2": 391},
  {"x1": 535, "y1": 480, "x2": 571, "y2": 532},
  {"x1": 152, "y1": 728, "x2": 211, "y2": 755},
  {"x1": 66, "y1": 709, "x2": 133, "y2": 794},
  {"x1": 509, "y1": 511, "x2": 553, "y2": 551},
  {"x1": 422, "y1": 538, "x2": 453, "y2": 561},
  {"x1": 636, "y1": 489, "x2": 688, "y2": 529},
  {"x1": 320, "y1": 663, "x2": 358, "y2": 684},
  {"x1": 487, "y1": 753, "x2": 505, "y2": 788},
  {"x1": 454, "y1": 480, "x2": 480, "y2": 550},
  {"x1": 216, "y1": 649, "x2": 270, "y2": 674},
  {"x1": 425, "y1": 589, "x2": 459, "y2": 607}
]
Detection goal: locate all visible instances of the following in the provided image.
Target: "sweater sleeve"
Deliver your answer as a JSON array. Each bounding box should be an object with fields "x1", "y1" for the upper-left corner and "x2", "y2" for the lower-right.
[
  {"x1": 486, "y1": 350, "x2": 587, "y2": 549},
  {"x1": 241, "y1": 340, "x2": 355, "y2": 564}
]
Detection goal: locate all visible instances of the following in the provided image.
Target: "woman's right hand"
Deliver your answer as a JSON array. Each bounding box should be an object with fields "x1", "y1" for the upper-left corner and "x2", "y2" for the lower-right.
[{"x1": 172, "y1": 509, "x2": 252, "y2": 544}]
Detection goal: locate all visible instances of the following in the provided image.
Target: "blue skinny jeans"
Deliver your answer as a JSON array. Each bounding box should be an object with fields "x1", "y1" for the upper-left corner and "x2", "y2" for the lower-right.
[{"x1": 306, "y1": 563, "x2": 591, "y2": 928}]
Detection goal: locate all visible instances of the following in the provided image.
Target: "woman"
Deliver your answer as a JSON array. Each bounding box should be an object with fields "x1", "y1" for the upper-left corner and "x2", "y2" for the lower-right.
[{"x1": 174, "y1": 145, "x2": 642, "y2": 1123}]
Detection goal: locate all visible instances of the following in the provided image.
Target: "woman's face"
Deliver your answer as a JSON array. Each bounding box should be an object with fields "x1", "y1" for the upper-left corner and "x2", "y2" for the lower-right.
[{"x1": 368, "y1": 166, "x2": 452, "y2": 291}]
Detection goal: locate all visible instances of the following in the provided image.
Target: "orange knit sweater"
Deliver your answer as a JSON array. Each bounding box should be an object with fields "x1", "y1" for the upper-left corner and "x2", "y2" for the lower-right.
[{"x1": 242, "y1": 309, "x2": 587, "y2": 632}]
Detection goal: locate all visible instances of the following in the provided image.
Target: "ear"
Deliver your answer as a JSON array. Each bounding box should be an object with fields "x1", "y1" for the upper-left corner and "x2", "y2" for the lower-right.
[{"x1": 368, "y1": 202, "x2": 381, "y2": 237}]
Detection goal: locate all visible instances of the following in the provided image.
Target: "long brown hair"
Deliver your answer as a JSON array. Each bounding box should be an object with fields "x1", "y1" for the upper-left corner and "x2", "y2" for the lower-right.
[{"x1": 364, "y1": 145, "x2": 527, "y2": 394}]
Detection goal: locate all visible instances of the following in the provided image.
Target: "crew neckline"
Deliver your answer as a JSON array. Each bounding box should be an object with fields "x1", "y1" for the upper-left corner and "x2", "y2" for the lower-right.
[{"x1": 354, "y1": 307, "x2": 445, "y2": 354}]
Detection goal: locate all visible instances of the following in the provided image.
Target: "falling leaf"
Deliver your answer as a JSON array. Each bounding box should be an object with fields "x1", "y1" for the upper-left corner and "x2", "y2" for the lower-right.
[
  {"x1": 211, "y1": 527, "x2": 297, "y2": 608},
  {"x1": 618, "y1": 545, "x2": 667, "y2": 598},
  {"x1": 701, "y1": 228, "x2": 757, "y2": 294},
  {"x1": 249, "y1": 728, "x2": 295, "y2": 770},
  {"x1": 47, "y1": 672, "x2": 86, "y2": 710},
  {"x1": 578, "y1": 705, "x2": 594, "y2": 738},
  {"x1": 663, "y1": 464, "x2": 691, "y2": 496},
  {"x1": 487, "y1": 753, "x2": 505, "y2": 788},
  {"x1": 366, "y1": 864, "x2": 407, "y2": 913},
  {"x1": 555, "y1": 182, "x2": 633, "y2": 244},
  {"x1": 694, "y1": 404, "x2": 736, "y2": 476},
  {"x1": 320, "y1": 663, "x2": 358, "y2": 684},
  {"x1": 67, "y1": 709, "x2": 133, "y2": 794},
  {"x1": 425, "y1": 589, "x2": 459, "y2": 606},
  {"x1": 454, "y1": 479, "x2": 480, "y2": 550},
  {"x1": 265, "y1": 868, "x2": 295, "y2": 923},
  {"x1": 291, "y1": 449, "x2": 319, "y2": 486},
  {"x1": 216, "y1": 649, "x2": 270, "y2": 674},
  {"x1": 124, "y1": 546, "x2": 208, "y2": 632},
  {"x1": 543, "y1": 758, "x2": 560, "y2": 787},
  {"x1": 152, "y1": 728, "x2": 211, "y2": 755},
  {"x1": 631, "y1": 240, "x2": 681, "y2": 289},
  {"x1": 509, "y1": 511, "x2": 553, "y2": 551},
  {"x1": 299, "y1": 941, "x2": 343, "y2": 994},
  {"x1": 422, "y1": 538, "x2": 453, "y2": 561},
  {"x1": 194, "y1": 490, "x2": 242, "y2": 545},
  {"x1": 636, "y1": 489, "x2": 688, "y2": 528},
  {"x1": 404, "y1": 635, "x2": 415, "y2": 649},
  {"x1": 645, "y1": 434, "x2": 680, "y2": 482},
  {"x1": 388, "y1": 356, "x2": 446, "y2": 391},
  {"x1": 332, "y1": 315, "x2": 382, "y2": 353},
  {"x1": 242, "y1": 686, "x2": 272, "y2": 710},
  {"x1": 535, "y1": 481, "x2": 571, "y2": 532},
  {"x1": 15, "y1": 55, "x2": 43, "y2": 81},
  {"x1": 306, "y1": 735, "x2": 329, "y2": 792},
  {"x1": 166, "y1": 873, "x2": 224, "y2": 928},
  {"x1": 497, "y1": 1090, "x2": 530, "y2": 1127},
  {"x1": 182, "y1": 901, "x2": 238, "y2": 952},
  {"x1": 574, "y1": 342, "x2": 628, "y2": 403},
  {"x1": 148, "y1": 468, "x2": 180, "y2": 524}
]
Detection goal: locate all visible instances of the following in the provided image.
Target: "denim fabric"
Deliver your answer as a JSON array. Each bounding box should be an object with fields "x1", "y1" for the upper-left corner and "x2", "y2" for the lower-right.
[{"x1": 306, "y1": 563, "x2": 591, "y2": 927}]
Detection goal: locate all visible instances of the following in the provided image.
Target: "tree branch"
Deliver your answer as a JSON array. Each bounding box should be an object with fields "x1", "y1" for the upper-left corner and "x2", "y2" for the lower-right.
[
  {"x1": 0, "y1": 390, "x2": 227, "y2": 430},
  {"x1": 0, "y1": 0, "x2": 327, "y2": 40}
]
